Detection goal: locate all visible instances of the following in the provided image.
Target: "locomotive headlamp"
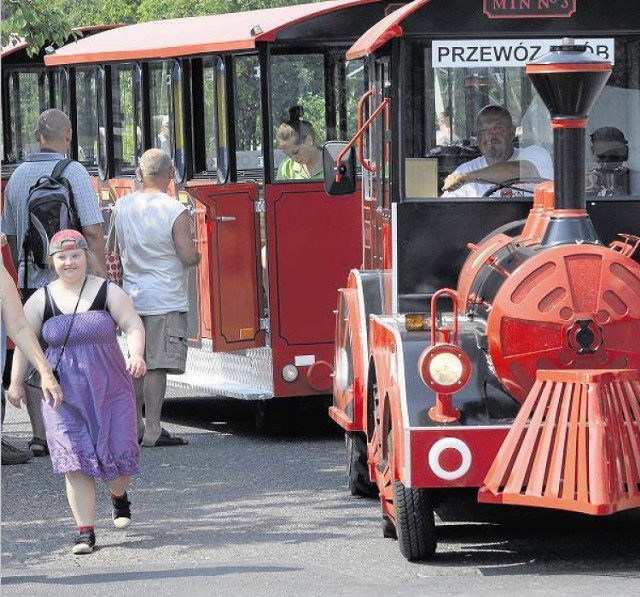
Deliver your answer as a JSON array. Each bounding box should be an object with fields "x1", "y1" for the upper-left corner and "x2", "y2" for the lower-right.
[
  {"x1": 430, "y1": 352, "x2": 463, "y2": 386},
  {"x1": 418, "y1": 344, "x2": 471, "y2": 394},
  {"x1": 282, "y1": 364, "x2": 299, "y2": 383}
]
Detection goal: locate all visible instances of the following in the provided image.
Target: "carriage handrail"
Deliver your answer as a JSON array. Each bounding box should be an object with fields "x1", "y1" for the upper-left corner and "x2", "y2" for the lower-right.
[{"x1": 335, "y1": 94, "x2": 389, "y2": 182}]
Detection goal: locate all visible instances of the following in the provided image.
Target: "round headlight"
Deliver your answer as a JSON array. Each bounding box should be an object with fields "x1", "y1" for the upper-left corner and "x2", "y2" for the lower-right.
[
  {"x1": 429, "y1": 352, "x2": 463, "y2": 386},
  {"x1": 282, "y1": 364, "x2": 299, "y2": 383},
  {"x1": 418, "y1": 344, "x2": 471, "y2": 394}
]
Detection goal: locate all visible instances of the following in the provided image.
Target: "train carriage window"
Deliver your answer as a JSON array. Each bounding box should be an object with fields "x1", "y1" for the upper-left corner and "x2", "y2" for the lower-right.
[
  {"x1": 215, "y1": 57, "x2": 229, "y2": 184},
  {"x1": 96, "y1": 67, "x2": 108, "y2": 180},
  {"x1": 271, "y1": 53, "x2": 326, "y2": 182},
  {"x1": 201, "y1": 57, "x2": 219, "y2": 174},
  {"x1": 423, "y1": 38, "x2": 640, "y2": 198},
  {"x1": 585, "y1": 38, "x2": 640, "y2": 196},
  {"x1": 53, "y1": 69, "x2": 69, "y2": 115},
  {"x1": 425, "y1": 46, "x2": 552, "y2": 197},
  {"x1": 172, "y1": 61, "x2": 186, "y2": 183},
  {"x1": 4, "y1": 70, "x2": 50, "y2": 163},
  {"x1": 111, "y1": 63, "x2": 142, "y2": 175},
  {"x1": 234, "y1": 54, "x2": 261, "y2": 180},
  {"x1": 343, "y1": 58, "x2": 366, "y2": 140},
  {"x1": 149, "y1": 61, "x2": 175, "y2": 161},
  {"x1": 75, "y1": 67, "x2": 99, "y2": 169}
]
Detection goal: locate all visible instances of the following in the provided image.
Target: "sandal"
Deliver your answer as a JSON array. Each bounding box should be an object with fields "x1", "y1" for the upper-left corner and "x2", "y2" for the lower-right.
[
  {"x1": 28, "y1": 437, "x2": 49, "y2": 457},
  {"x1": 142, "y1": 428, "x2": 188, "y2": 447}
]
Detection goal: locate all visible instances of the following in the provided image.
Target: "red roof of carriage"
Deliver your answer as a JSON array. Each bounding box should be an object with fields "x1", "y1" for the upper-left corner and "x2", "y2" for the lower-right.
[
  {"x1": 347, "y1": 0, "x2": 429, "y2": 59},
  {"x1": 45, "y1": 0, "x2": 380, "y2": 66}
]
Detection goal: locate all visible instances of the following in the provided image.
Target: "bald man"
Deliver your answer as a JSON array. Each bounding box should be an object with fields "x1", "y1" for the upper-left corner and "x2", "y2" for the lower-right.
[
  {"x1": 2, "y1": 109, "x2": 105, "y2": 451},
  {"x1": 115, "y1": 149, "x2": 200, "y2": 448}
]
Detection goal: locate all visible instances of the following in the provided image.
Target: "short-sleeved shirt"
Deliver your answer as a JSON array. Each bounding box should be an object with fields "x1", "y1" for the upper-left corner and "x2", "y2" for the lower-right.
[
  {"x1": 276, "y1": 157, "x2": 323, "y2": 180},
  {"x1": 442, "y1": 145, "x2": 553, "y2": 198},
  {"x1": 2, "y1": 151, "x2": 103, "y2": 289},
  {"x1": 114, "y1": 190, "x2": 189, "y2": 316}
]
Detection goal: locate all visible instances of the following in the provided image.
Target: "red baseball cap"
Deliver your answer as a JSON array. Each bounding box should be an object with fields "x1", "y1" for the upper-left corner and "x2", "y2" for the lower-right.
[{"x1": 49, "y1": 229, "x2": 89, "y2": 255}]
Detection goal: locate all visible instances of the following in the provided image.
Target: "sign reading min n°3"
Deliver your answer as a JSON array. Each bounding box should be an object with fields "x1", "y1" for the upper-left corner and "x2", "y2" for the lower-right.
[{"x1": 483, "y1": 0, "x2": 576, "y2": 19}]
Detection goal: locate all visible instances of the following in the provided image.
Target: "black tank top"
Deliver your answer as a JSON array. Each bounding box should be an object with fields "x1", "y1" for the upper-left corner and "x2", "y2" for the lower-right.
[{"x1": 43, "y1": 280, "x2": 109, "y2": 323}]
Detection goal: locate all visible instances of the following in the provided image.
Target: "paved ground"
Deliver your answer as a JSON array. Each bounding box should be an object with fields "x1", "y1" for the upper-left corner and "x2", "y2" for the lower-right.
[{"x1": 1, "y1": 395, "x2": 639, "y2": 596}]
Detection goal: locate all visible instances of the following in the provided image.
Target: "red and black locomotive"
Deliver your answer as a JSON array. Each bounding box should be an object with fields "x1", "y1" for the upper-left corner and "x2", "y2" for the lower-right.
[{"x1": 326, "y1": 0, "x2": 640, "y2": 561}]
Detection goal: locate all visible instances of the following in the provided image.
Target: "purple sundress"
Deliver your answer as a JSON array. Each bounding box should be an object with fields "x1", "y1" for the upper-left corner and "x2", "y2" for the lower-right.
[{"x1": 41, "y1": 280, "x2": 140, "y2": 481}]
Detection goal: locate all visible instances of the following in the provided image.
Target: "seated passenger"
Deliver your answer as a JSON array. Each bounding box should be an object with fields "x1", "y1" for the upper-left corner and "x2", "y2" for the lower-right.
[
  {"x1": 156, "y1": 115, "x2": 171, "y2": 155},
  {"x1": 436, "y1": 110, "x2": 459, "y2": 145},
  {"x1": 586, "y1": 126, "x2": 629, "y2": 196},
  {"x1": 442, "y1": 105, "x2": 552, "y2": 197},
  {"x1": 275, "y1": 107, "x2": 323, "y2": 180}
]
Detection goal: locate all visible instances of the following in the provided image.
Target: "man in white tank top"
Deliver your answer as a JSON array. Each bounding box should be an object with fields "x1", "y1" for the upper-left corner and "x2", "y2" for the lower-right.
[{"x1": 115, "y1": 149, "x2": 200, "y2": 447}]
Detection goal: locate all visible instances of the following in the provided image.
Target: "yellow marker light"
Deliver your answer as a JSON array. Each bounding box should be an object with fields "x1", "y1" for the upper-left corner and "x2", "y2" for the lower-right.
[{"x1": 405, "y1": 313, "x2": 430, "y2": 331}]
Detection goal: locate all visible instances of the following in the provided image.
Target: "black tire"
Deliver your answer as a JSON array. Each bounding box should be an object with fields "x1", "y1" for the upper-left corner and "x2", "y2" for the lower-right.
[
  {"x1": 394, "y1": 480, "x2": 437, "y2": 561},
  {"x1": 346, "y1": 431, "x2": 378, "y2": 498}
]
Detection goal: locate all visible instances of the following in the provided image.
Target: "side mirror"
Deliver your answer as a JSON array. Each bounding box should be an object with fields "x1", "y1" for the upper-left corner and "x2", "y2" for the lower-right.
[{"x1": 323, "y1": 141, "x2": 356, "y2": 195}]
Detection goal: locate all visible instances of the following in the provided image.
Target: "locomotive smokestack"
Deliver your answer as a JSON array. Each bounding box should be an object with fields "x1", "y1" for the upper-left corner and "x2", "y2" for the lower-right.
[{"x1": 526, "y1": 39, "x2": 611, "y2": 213}]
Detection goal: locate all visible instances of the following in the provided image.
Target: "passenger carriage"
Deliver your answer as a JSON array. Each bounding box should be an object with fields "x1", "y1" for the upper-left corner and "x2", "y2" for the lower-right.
[{"x1": 36, "y1": 1, "x2": 409, "y2": 427}]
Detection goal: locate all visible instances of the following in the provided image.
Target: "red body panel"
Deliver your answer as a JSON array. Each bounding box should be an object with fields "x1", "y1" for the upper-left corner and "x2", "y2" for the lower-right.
[
  {"x1": 265, "y1": 181, "x2": 362, "y2": 397},
  {"x1": 186, "y1": 182, "x2": 264, "y2": 352},
  {"x1": 410, "y1": 428, "x2": 509, "y2": 488},
  {"x1": 332, "y1": 274, "x2": 367, "y2": 430},
  {"x1": 107, "y1": 178, "x2": 138, "y2": 202}
]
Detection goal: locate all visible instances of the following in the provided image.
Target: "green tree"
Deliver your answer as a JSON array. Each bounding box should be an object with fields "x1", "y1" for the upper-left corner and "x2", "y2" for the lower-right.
[
  {"x1": 138, "y1": 0, "x2": 309, "y2": 21},
  {"x1": 1, "y1": 0, "x2": 76, "y2": 57},
  {"x1": 59, "y1": 0, "x2": 141, "y2": 27}
]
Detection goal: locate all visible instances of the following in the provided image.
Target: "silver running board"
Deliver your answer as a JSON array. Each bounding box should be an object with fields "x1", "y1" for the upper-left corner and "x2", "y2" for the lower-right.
[{"x1": 118, "y1": 336, "x2": 274, "y2": 400}]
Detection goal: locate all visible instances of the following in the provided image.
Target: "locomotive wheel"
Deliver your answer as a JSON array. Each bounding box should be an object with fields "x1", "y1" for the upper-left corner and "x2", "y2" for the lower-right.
[
  {"x1": 346, "y1": 431, "x2": 378, "y2": 498},
  {"x1": 394, "y1": 480, "x2": 437, "y2": 562}
]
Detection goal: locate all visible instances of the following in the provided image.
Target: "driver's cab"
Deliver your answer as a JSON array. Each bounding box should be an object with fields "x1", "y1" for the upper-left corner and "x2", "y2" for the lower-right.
[
  {"x1": 402, "y1": 43, "x2": 557, "y2": 200},
  {"x1": 399, "y1": 39, "x2": 639, "y2": 202},
  {"x1": 333, "y1": 34, "x2": 640, "y2": 309}
]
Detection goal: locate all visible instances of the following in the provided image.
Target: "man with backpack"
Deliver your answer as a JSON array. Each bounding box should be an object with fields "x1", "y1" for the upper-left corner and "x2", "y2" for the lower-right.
[{"x1": 1, "y1": 109, "x2": 105, "y2": 456}]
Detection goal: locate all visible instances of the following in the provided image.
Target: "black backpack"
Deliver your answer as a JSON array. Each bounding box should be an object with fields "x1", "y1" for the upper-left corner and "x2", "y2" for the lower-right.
[{"x1": 23, "y1": 158, "x2": 80, "y2": 283}]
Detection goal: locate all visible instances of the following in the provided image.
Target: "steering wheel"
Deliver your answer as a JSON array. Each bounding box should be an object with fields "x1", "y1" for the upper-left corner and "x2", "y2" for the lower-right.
[{"x1": 481, "y1": 177, "x2": 550, "y2": 197}]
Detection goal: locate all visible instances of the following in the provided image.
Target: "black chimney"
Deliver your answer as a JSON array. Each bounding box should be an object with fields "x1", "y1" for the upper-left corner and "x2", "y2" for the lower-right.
[{"x1": 526, "y1": 40, "x2": 611, "y2": 244}]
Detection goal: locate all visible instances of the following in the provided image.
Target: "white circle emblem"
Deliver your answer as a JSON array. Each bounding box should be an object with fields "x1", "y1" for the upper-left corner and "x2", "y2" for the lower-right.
[{"x1": 428, "y1": 438, "x2": 472, "y2": 480}]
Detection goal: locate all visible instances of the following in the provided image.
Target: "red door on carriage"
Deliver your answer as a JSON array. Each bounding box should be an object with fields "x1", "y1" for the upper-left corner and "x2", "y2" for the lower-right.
[
  {"x1": 264, "y1": 181, "x2": 363, "y2": 397},
  {"x1": 186, "y1": 181, "x2": 265, "y2": 352}
]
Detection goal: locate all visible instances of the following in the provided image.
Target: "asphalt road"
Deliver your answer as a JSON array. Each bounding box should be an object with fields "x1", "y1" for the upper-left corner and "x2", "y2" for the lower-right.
[{"x1": 1, "y1": 395, "x2": 639, "y2": 596}]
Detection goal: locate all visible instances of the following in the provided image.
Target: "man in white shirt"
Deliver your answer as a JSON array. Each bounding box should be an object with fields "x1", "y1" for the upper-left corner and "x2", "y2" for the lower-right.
[
  {"x1": 115, "y1": 149, "x2": 200, "y2": 447},
  {"x1": 442, "y1": 105, "x2": 553, "y2": 198}
]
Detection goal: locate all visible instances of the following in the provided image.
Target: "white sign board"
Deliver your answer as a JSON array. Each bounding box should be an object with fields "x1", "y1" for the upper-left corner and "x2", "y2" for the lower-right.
[{"x1": 433, "y1": 39, "x2": 615, "y2": 68}]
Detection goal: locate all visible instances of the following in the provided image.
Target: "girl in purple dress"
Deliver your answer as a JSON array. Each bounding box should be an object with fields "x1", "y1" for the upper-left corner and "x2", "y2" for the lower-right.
[{"x1": 8, "y1": 230, "x2": 146, "y2": 555}]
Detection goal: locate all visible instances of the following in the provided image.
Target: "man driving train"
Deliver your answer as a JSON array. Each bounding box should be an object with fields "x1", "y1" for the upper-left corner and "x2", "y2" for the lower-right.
[{"x1": 441, "y1": 105, "x2": 553, "y2": 197}]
